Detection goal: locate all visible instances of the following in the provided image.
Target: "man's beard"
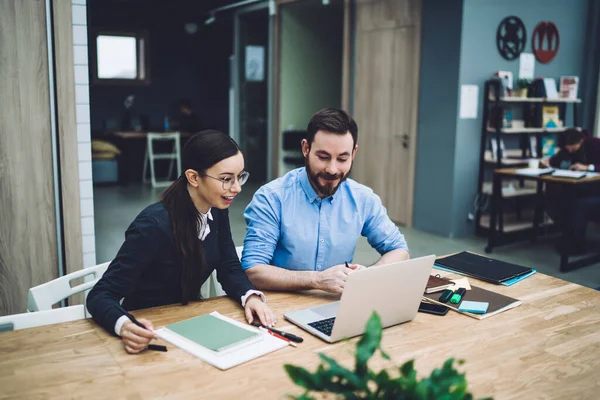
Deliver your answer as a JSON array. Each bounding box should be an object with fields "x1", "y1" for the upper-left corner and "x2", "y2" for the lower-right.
[{"x1": 305, "y1": 158, "x2": 351, "y2": 197}]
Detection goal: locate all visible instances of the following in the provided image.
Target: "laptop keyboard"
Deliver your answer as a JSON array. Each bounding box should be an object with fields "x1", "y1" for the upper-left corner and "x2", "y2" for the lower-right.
[{"x1": 308, "y1": 317, "x2": 336, "y2": 336}]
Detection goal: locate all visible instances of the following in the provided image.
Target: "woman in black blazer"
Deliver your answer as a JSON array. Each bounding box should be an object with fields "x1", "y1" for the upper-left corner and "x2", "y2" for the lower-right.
[{"x1": 87, "y1": 130, "x2": 275, "y2": 354}]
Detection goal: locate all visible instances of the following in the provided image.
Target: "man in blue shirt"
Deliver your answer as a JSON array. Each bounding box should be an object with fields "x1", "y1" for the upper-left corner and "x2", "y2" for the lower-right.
[{"x1": 242, "y1": 108, "x2": 409, "y2": 293}]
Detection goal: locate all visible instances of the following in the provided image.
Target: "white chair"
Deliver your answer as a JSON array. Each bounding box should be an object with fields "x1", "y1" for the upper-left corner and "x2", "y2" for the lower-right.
[
  {"x1": 0, "y1": 305, "x2": 86, "y2": 333},
  {"x1": 142, "y1": 132, "x2": 182, "y2": 187},
  {"x1": 28, "y1": 262, "x2": 110, "y2": 315},
  {"x1": 200, "y1": 246, "x2": 244, "y2": 299}
]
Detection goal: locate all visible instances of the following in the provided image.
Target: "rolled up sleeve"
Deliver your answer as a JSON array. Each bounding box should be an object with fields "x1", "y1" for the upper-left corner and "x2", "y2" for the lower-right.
[
  {"x1": 242, "y1": 187, "x2": 281, "y2": 270},
  {"x1": 361, "y1": 192, "x2": 408, "y2": 255}
]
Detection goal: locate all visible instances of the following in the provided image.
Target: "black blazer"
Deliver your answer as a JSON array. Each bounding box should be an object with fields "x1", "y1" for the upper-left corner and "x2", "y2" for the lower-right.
[{"x1": 87, "y1": 202, "x2": 254, "y2": 335}]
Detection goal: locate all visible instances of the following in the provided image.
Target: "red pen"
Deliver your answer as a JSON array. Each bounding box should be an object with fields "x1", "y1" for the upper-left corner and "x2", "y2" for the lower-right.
[{"x1": 261, "y1": 327, "x2": 297, "y2": 347}]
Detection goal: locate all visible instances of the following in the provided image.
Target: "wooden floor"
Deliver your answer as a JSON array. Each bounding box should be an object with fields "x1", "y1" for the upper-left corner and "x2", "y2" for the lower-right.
[{"x1": 1, "y1": 271, "x2": 599, "y2": 399}]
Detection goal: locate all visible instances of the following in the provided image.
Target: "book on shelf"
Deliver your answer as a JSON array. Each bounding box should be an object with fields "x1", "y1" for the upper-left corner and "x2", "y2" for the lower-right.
[
  {"x1": 529, "y1": 136, "x2": 538, "y2": 158},
  {"x1": 495, "y1": 71, "x2": 513, "y2": 91},
  {"x1": 559, "y1": 76, "x2": 579, "y2": 99},
  {"x1": 542, "y1": 135, "x2": 557, "y2": 156},
  {"x1": 489, "y1": 137, "x2": 506, "y2": 160},
  {"x1": 542, "y1": 105, "x2": 560, "y2": 128},
  {"x1": 543, "y1": 78, "x2": 559, "y2": 99}
]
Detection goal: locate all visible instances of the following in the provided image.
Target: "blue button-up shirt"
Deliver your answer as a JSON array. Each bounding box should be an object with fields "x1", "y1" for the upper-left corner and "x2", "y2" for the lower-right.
[{"x1": 242, "y1": 167, "x2": 408, "y2": 271}]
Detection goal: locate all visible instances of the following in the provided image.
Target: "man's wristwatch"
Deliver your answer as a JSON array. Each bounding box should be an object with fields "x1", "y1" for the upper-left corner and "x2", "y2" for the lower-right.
[{"x1": 589, "y1": 164, "x2": 595, "y2": 172}]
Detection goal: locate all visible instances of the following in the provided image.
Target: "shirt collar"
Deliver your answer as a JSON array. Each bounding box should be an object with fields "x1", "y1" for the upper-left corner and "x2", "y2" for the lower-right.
[
  {"x1": 199, "y1": 208, "x2": 213, "y2": 221},
  {"x1": 299, "y1": 167, "x2": 340, "y2": 204}
]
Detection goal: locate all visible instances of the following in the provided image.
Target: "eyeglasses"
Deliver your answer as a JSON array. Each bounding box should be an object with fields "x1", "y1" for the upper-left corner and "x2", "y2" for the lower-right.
[{"x1": 198, "y1": 170, "x2": 250, "y2": 190}]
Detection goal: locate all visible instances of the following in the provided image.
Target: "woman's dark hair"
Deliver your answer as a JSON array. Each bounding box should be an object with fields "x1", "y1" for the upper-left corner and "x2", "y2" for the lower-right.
[
  {"x1": 306, "y1": 108, "x2": 358, "y2": 148},
  {"x1": 161, "y1": 130, "x2": 240, "y2": 304}
]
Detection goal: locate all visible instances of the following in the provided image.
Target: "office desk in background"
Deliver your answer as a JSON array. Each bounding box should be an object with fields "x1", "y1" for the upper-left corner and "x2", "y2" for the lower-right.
[
  {"x1": 105, "y1": 131, "x2": 192, "y2": 184},
  {"x1": 488, "y1": 168, "x2": 600, "y2": 271},
  {"x1": 1, "y1": 272, "x2": 599, "y2": 399}
]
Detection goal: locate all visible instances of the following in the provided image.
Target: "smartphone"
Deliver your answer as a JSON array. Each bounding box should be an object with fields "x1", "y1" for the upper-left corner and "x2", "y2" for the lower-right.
[{"x1": 418, "y1": 302, "x2": 449, "y2": 316}]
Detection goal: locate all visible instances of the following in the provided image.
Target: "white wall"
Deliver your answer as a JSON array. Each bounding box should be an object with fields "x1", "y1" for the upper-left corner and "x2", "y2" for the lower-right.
[{"x1": 72, "y1": 0, "x2": 96, "y2": 268}]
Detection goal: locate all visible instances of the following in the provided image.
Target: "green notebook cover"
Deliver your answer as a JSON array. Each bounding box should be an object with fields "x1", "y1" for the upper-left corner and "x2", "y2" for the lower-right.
[{"x1": 166, "y1": 314, "x2": 259, "y2": 352}]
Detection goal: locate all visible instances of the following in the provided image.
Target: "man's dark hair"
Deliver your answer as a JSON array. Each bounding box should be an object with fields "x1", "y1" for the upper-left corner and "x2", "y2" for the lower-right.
[
  {"x1": 563, "y1": 128, "x2": 584, "y2": 146},
  {"x1": 306, "y1": 108, "x2": 358, "y2": 147}
]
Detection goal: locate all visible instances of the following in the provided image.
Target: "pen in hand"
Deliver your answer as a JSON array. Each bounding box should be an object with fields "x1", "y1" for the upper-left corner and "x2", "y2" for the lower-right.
[{"x1": 115, "y1": 304, "x2": 167, "y2": 352}]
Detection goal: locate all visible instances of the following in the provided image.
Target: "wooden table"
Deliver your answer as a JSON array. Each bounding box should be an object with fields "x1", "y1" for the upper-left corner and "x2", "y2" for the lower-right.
[
  {"x1": 488, "y1": 168, "x2": 600, "y2": 271},
  {"x1": 1, "y1": 272, "x2": 599, "y2": 399}
]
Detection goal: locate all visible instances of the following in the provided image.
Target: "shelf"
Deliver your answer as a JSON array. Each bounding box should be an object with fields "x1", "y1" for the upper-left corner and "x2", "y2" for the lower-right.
[
  {"x1": 479, "y1": 211, "x2": 553, "y2": 233},
  {"x1": 481, "y1": 180, "x2": 538, "y2": 198},
  {"x1": 488, "y1": 96, "x2": 582, "y2": 103},
  {"x1": 487, "y1": 127, "x2": 574, "y2": 134},
  {"x1": 484, "y1": 152, "x2": 538, "y2": 166}
]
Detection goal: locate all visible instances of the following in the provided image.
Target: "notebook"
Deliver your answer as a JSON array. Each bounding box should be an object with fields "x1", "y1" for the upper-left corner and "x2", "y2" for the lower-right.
[
  {"x1": 166, "y1": 314, "x2": 259, "y2": 352},
  {"x1": 434, "y1": 252, "x2": 533, "y2": 285},
  {"x1": 425, "y1": 275, "x2": 455, "y2": 293},
  {"x1": 423, "y1": 285, "x2": 521, "y2": 320},
  {"x1": 551, "y1": 170, "x2": 586, "y2": 179},
  {"x1": 154, "y1": 312, "x2": 288, "y2": 370},
  {"x1": 515, "y1": 167, "x2": 554, "y2": 176}
]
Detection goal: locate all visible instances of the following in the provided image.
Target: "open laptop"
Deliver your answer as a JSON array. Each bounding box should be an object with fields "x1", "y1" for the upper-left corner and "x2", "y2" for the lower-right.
[{"x1": 284, "y1": 255, "x2": 435, "y2": 343}]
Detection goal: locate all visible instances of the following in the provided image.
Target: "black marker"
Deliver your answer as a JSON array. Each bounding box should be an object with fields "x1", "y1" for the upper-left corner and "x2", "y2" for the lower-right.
[{"x1": 251, "y1": 322, "x2": 304, "y2": 343}]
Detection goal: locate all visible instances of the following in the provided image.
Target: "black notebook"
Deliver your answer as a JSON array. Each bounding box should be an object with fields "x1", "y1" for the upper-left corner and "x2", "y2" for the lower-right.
[{"x1": 434, "y1": 252, "x2": 532, "y2": 284}]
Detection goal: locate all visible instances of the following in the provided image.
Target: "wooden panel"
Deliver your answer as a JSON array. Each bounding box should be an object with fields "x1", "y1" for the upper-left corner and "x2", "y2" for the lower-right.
[
  {"x1": 0, "y1": 0, "x2": 58, "y2": 315},
  {"x1": 341, "y1": 0, "x2": 351, "y2": 111},
  {"x1": 53, "y1": 0, "x2": 84, "y2": 305},
  {"x1": 386, "y1": 26, "x2": 415, "y2": 223},
  {"x1": 352, "y1": 0, "x2": 421, "y2": 226},
  {"x1": 352, "y1": 28, "x2": 394, "y2": 196},
  {"x1": 356, "y1": 0, "x2": 420, "y2": 31},
  {"x1": 1, "y1": 272, "x2": 600, "y2": 399}
]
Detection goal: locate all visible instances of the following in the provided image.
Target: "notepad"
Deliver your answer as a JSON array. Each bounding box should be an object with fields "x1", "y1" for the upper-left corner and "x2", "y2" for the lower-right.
[
  {"x1": 423, "y1": 285, "x2": 521, "y2": 320},
  {"x1": 155, "y1": 312, "x2": 288, "y2": 370},
  {"x1": 165, "y1": 314, "x2": 259, "y2": 352},
  {"x1": 515, "y1": 167, "x2": 554, "y2": 176},
  {"x1": 551, "y1": 169, "x2": 587, "y2": 179}
]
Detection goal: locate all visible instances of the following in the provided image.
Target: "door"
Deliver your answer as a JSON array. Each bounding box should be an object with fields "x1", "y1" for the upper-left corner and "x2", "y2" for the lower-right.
[
  {"x1": 0, "y1": 0, "x2": 59, "y2": 315},
  {"x1": 236, "y1": 6, "x2": 270, "y2": 183},
  {"x1": 352, "y1": 0, "x2": 421, "y2": 226}
]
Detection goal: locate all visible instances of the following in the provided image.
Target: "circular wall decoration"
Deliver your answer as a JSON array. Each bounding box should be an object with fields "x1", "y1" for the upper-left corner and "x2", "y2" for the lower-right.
[
  {"x1": 532, "y1": 21, "x2": 559, "y2": 63},
  {"x1": 496, "y1": 16, "x2": 526, "y2": 60}
]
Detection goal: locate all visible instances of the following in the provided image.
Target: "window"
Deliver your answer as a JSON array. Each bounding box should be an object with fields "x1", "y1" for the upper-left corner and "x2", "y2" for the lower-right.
[{"x1": 92, "y1": 32, "x2": 149, "y2": 84}]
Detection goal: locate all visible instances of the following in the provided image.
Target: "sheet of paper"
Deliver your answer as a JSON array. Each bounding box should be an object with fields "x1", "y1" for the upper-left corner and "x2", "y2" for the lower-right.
[
  {"x1": 515, "y1": 167, "x2": 554, "y2": 176},
  {"x1": 519, "y1": 53, "x2": 535, "y2": 79},
  {"x1": 245, "y1": 45, "x2": 265, "y2": 82},
  {"x1": 450, "y1": 277, "x2": 471, "y2": 291},
  {"x1": 460, "y1": 85, "x2": 478, "y2": 119}
]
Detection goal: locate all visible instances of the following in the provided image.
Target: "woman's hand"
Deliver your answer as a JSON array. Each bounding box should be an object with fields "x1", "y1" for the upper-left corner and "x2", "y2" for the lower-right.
[
  {"x1": 120, "y1": 318, "x2": 155, "y2": 354},
  {"x1": 244, "y1": 295, "x2": 276, "y2": 327}
]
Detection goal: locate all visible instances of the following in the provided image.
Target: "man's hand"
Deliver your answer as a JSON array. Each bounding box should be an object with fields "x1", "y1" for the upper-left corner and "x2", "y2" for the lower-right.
[
  {"x1": 539, "y1": 158, "x2": 550, "y2": 168},
  {"x1": 315, "y1": 264, "x2": 363, "y2": 293},
  {"x1": 120, "y1": 318, "x2": 155, "y2": 354},
  {"x1": 244, "y1": 295, "x2": 276, "y2": 327},
  {"x1": 569, "y1": 163, "x2": 589, "y2": 171}
]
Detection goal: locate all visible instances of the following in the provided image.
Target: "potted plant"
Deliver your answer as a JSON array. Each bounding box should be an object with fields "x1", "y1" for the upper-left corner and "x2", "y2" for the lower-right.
[
  {"x1": 284, "y1": 312, "x2": 491, "y2": 400},
  {"x1": 515, "y1": 79, "x2": 531, "y2": 98}
]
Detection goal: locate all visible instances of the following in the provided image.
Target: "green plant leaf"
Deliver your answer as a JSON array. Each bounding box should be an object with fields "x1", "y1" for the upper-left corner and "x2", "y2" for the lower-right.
[
  {"x1": 355, "y1": 312, "x2": 382, "y2": 377},
  {"x1": 284, "y1": 364, "x2": 321, "y2": 391},
  {"x1": 319, "y1": 353, "x2": 364, "y2": 390}
]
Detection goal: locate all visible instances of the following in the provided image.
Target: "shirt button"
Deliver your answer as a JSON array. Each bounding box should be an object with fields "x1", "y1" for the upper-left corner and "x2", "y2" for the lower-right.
[
  {"x1": 320, "y1": 239, "x2": 324, "y2": 243},
  {"x1": 317, "y1": 265, "x2": 321, "y2": 269}
]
